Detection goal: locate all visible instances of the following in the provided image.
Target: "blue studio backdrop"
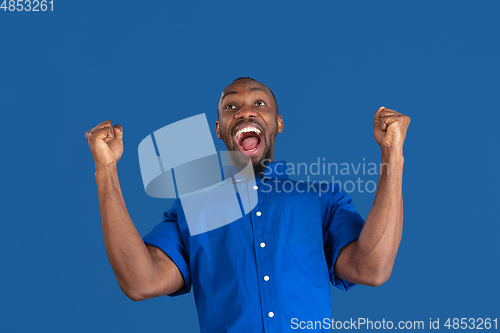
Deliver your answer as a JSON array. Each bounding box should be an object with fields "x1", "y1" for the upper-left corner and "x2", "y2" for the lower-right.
[{"x1": 1, "y1": 1, "x2": 499, "y2": 332}]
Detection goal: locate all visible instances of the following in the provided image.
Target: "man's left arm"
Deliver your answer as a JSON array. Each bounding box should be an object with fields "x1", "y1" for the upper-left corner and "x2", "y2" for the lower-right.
[{"x1": 335, "y1": 106, "x2": 411, "y2": 287}]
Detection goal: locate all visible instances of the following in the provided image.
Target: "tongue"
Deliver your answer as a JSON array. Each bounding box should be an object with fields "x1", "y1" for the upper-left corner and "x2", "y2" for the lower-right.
[{"x1": 241, "y1": 136, "x2": 259, "y2": 150}]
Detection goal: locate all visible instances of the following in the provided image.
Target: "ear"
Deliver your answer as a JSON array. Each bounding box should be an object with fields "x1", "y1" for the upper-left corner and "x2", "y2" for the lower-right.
[
  {"x1": 216, "y1": 120, "x2": 221, "y2": 139},
  {"x1": 277, "y1": 115, "x2": 283, "y2": 133}
]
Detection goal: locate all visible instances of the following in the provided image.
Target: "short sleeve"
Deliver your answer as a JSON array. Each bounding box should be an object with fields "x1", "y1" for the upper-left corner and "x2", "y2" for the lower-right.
[
  {"x1": 142, "y1": 200, "x2": 192, "y2": 296},
  {"x1": 323, "y1": 185, "x2": 365, "y2": 291}
]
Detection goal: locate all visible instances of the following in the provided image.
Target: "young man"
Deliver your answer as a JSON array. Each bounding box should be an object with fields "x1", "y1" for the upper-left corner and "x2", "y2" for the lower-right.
[{"x1": 84, "y1": 77, "x2": 410, "y2": 333}]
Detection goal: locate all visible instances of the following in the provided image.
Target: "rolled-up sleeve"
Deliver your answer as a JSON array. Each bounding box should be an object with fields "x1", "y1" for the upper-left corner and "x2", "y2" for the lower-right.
[
  {"x1": 142, "y1": 200, "x2": 191, "y2": 296},
  {"x1": 323, "y1": 185, "x2": 365, "y2": 291}
]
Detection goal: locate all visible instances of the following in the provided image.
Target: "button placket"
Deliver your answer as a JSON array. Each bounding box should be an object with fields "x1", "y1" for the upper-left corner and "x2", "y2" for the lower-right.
[{"x1": 251, "y1": 187, "x2": 281, "y2": 332}]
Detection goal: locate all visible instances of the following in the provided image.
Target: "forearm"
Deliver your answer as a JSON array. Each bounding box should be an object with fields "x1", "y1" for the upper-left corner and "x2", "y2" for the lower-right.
[
  {"x1": 95, "y1": 165, "x2": 158, "y2": 299},
  {"x1": 353, "y1": 147, "x2": 404, "y2": 281}
]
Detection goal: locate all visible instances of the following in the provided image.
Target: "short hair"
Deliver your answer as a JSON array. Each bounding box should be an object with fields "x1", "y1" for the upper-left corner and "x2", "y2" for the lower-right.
[{"x1": 218, "y1": 77, "x2": 279, "y2": 117}]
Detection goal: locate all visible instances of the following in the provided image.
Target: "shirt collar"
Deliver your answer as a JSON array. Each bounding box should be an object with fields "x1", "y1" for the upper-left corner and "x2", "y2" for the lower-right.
[{"x1": 262, "y1": 160, "x2": 288, "y2": 180}]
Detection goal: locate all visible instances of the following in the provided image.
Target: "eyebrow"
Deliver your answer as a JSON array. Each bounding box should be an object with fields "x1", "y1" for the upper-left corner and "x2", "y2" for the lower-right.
[{"x1": 221, "y1": 87, "x2": 268, "y2": 103}]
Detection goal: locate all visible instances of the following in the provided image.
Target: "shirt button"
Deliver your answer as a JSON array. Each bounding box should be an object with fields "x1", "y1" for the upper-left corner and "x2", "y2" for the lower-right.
[
  {"x1": 264, "y1": 275, "x2": 270, "y2": 281},
  {"x1": 253, "y1": 185, "x2": 258, "y2": 190},
  {"x1": 256, "y1": 211, "x2": 262, "y2": 217},
  {"x1": 268, "y1": 312, "x2": 275, "y2": 318},
  {"x1": 260, "y1": 242, "x2": 266, "y2": 248}
]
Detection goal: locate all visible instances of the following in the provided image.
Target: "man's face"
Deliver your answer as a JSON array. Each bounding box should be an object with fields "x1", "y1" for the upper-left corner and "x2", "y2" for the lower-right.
[{"x1": 216, "y1": 79, "x2": 283, "y2": 173}]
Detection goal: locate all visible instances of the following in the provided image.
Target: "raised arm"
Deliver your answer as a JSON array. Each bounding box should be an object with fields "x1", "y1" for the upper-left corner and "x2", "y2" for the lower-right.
[
  {"x1": 85, "y1": 120, "x2": 184, "y2": 301},
  {"x1": 334, "y1": 107, "x2": 410, "y2": 287}
]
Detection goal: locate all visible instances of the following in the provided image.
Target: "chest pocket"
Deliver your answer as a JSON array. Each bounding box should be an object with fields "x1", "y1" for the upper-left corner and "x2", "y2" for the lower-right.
[{"x1": 283, "y1": 202, "x2": 325, "y2": 259}]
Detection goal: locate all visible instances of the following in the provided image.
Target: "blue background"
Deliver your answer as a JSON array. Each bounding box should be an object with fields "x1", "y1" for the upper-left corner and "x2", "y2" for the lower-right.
[{"x1": 1, "y1": 1, "x2": 499, "y2": 332}]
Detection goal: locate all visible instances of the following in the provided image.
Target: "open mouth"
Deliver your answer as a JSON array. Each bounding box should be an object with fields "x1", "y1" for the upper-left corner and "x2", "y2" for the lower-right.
[{"x1": 233, "y1": 124, "x2": 264, "y2": 157}]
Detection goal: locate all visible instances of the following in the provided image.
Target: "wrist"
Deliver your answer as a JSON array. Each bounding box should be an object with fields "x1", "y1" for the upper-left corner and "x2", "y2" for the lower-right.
[
  {"x1": 381, "y1": 145, "x2": 404, "y2": 161},
  {"x1": 380, "y1": 146, "x2": 404, "y2": 178},
  {"x1": 95, "y1": 163, "x2": 118, "y2": 179}
]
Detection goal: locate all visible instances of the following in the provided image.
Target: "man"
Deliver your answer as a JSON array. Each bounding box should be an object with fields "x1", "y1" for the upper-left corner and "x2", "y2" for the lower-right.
[{"x1": 84, "y1": 77, "x2": 410, "y2": 332}]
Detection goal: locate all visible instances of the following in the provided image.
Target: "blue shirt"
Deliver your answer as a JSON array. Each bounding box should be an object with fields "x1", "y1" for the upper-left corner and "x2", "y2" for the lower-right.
[{"x1": 143, "y1": 161, "x2": 365, "y2": 333}]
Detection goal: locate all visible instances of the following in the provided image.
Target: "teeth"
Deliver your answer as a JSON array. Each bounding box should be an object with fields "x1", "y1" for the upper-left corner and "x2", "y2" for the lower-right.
[
  {"x1": 235, "y1": 126, "x2": 262, "y2": 139},
  {"x1": 239, "y1": 145, "x2": 257, "y2": 152}
]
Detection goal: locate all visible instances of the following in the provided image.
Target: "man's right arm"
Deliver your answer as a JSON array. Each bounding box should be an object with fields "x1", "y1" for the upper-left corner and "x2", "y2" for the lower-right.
[{"x1": 85, "y1": 120, "x2": 184, "y2": 301}]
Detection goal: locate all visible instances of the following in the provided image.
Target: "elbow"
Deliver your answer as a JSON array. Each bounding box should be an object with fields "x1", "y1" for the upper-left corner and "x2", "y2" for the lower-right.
[
  {"x1": 367, "y1": 273, "x2": 390, "y2": 287},
  {"x1": 353, "y1": 262, "x2": 392, "y2": 287},
  {"x1": 125, "y1": 290, "x2": 149, "y2": 302},
  {"x1": 365, "y1": 268, "x2": 392, "y2": 287},
  {"x1": 119, "y1": 282, "x2": 153, "y2": 302}
]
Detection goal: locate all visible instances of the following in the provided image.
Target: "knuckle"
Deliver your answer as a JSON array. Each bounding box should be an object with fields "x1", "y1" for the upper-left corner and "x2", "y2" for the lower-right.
[
  {"x1": 91, "y1": 128, "x2": 106, "y2": 139},
  {"x1": 99, "y1": 126, "x2": 112, "y2": 134},
  {"x1": 397, "y1": 115, "x2": 409, "y2": 122}
]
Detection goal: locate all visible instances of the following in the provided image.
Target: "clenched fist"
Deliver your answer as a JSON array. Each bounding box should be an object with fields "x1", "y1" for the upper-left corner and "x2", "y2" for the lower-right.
[
  {"x1": 85, "y1": 120, "x2": 124, "y2": 168},
  {"x1": 374, "y1": 106, "x2": 411, "y2": 151}
]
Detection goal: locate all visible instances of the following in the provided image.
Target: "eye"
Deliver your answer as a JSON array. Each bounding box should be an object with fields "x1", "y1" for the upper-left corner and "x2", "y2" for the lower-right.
[
  {"x1": 225, "y1": 104, "x2": 236, "y2": 111},
  {"x1": 255, "y1": 100, "x2": 266, "y2": 106}
]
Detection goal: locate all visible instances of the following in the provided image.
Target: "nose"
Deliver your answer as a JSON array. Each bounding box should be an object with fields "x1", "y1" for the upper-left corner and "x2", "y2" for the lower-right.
[{"x1": 234, "y1": 105, "x2": 258, "y2": 120}]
